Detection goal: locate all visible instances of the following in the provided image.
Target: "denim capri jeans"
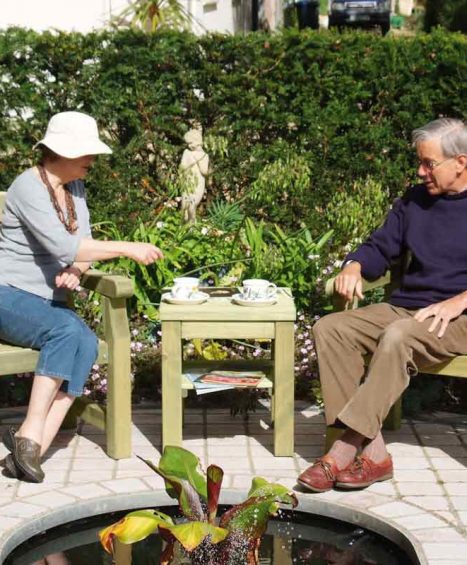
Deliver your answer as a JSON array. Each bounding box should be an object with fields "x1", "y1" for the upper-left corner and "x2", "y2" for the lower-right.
[{"x1": 0, "y1": 285, "x2": 98, "y2": 397}]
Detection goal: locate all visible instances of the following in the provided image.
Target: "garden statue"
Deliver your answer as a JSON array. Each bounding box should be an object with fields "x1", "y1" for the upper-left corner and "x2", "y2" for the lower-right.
[{"x1": 180, "y1": 128, "x2": 209, "y2": 224}]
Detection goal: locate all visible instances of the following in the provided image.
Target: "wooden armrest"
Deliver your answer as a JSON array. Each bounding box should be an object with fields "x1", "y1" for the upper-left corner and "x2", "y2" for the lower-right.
[
  {"x1": 81, "y1": 269, "x2": 134, "y2": 299},
  {"x1": 325, "y1": 271, "x2": 392, "y2": 298}
]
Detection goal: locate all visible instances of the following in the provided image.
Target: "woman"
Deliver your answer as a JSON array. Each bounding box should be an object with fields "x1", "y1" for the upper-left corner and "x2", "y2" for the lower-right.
[{"x1": 0, "y1": 111, "x2": 163, "y2": 482}]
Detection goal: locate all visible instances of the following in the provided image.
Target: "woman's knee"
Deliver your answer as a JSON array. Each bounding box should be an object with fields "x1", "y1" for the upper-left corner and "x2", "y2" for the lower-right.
[{"x1": 47, "y1": 316, "x2": 85, "y2": 345}]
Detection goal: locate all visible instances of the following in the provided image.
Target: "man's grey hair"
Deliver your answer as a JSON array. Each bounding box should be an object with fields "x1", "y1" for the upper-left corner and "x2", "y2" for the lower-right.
[{"x1": 412, "y1": 118, "x2": 467, "y2": 157}]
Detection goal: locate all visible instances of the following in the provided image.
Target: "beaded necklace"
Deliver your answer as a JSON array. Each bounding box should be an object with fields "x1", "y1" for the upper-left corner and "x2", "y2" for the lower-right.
[{"x1": 38, "y1": 165, "x2": 78, "y2": 234}]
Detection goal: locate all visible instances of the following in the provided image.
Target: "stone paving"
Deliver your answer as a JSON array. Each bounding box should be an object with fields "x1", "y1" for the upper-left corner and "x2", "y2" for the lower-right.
[{"x1": 0, "y1": 402, "x2": 466, "y2": 564}]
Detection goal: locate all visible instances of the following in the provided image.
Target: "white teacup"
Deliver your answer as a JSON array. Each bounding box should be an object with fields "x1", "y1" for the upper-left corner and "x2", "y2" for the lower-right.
[
  {"x1": 171, "y1": 277, "x2": 200, "y2": 300},
  {"x1": 242, "y1": 279, "x2": 277, "y2": 301}
]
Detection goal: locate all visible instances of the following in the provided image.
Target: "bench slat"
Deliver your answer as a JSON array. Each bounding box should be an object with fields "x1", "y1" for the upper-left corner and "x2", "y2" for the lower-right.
[{"x1": 0, "y1": 340, "x2": 108, "y2": 376}]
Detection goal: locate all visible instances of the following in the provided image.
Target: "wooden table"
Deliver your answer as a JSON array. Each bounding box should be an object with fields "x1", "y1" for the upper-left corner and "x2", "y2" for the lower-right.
[{"x1": 160, "y1": 288, "x2": 296, "y2": 456}]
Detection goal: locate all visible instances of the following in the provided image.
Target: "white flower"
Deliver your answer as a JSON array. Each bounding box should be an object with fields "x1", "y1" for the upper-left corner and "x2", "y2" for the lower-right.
[
  {"x1": 156, "y1": 221, "x2": 165, "y2": 229},
  {"x1": 201, "y1": 227, "x2": 209, "y2": 235}
]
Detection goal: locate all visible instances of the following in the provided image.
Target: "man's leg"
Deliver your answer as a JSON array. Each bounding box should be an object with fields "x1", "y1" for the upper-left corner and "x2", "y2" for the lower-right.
[
  {"x1": 314, "y1": 304, "x2": 406, "y2": 464},
  {"x1": 335, "y1": 312, "x2": 467, "y2": 489},
  {"x1": 338, "y1": 312, "x2": 467, "y2": 437},
  {"x1": 298, "y1": 303, "x2": 403, "y2": 492},
  {"x1": 314, "y1": 303, "x2": 404, "y2": 427}
]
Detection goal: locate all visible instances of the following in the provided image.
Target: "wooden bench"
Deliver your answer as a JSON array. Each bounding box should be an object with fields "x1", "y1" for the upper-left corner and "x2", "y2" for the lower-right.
[
  {"x1": 324, "y1": 264, "x2": 467, "y2": 449},
  {"x1": 0, "y1": 191, "x2": 134, "y2": 459}
]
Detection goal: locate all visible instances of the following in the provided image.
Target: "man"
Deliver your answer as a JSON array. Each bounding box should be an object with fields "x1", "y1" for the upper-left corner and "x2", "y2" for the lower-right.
[{"x1": 298, "y1": 118, "x2": 467, "y2": 492}]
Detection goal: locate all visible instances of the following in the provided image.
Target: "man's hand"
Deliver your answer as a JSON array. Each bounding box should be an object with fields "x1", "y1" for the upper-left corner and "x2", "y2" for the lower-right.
[
  {"x1": 55, "y1": 266, "x2": 82, "y2": 290},
  {"x1": 334, "y1": 261, "x2": 364, "y2": 303},
  {"x1": 414, "y1": 293, "x2": 467, "y2": 338}
]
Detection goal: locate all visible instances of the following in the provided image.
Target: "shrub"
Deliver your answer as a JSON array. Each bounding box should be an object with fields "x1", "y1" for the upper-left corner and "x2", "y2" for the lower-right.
[
  {"x1": 0, "y1": 27, "x2": 465, "y2": 234},
  {"x1": 324, "y1": 176, "x2": 390, "y2": 251},
  {"x1": 423, "y1": 0, "x2": 467, "y2": 33}
]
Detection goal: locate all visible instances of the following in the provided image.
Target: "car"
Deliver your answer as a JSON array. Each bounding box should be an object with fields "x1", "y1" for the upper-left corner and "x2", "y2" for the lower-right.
[{"x1": 328, "y1": 0, "x2": 391, "y2": 34}]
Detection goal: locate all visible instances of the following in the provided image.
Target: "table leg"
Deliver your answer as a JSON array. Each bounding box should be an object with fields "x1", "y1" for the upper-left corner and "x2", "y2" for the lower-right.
[
  {"x1": 270, "y1": 340, "x2": 276, "y2": 427},
  {"x1": 273, "y1": 322, "x2": 294, "y2": 456},
  {"x1": 162, "y1": 321, "x2": 183, "y2": 449}
]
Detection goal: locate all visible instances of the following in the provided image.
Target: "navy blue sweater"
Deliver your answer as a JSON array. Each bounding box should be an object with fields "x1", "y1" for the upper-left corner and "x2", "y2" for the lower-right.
[{"x1": 345, "y1": 184, "x2": 467, "y2": 309}]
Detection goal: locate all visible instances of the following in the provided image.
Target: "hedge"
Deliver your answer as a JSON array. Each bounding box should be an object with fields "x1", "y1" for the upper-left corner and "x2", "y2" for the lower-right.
[{"x1": 0, "y1": 27, "x2": 465, "y2": 233}]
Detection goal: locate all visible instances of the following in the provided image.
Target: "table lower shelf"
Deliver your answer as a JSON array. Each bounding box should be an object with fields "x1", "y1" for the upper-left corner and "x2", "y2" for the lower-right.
[{"x1": 181, "y1": 359, "x2": 274, "y2": 391}]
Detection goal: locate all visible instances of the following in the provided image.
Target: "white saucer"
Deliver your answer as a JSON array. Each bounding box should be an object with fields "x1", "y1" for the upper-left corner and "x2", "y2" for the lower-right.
[
  {"x1": 162, "y1": 291, "x2": 209, "y2": 305},
  {"x1": 232, "y1": 293, "x2": 277, "y2": 307}
]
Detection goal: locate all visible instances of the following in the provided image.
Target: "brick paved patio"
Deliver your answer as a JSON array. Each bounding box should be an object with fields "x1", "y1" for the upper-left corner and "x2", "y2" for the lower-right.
[{"x1": 1, "y1": 402, "x2": 466, "y2": 564}]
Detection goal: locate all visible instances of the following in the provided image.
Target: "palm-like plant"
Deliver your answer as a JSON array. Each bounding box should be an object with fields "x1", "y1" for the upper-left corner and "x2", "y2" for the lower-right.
[
  {"x1": 114, "y1": 0, "x2": 193, "y2": 32},
  {"x1": 99, "y1": 446, "x2": 298, "y2": 564}
]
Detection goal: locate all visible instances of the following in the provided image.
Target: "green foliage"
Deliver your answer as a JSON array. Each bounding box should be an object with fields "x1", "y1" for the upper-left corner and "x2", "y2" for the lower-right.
[
  {"x1": 206, "y1": 199, "x2": 244, "y2": 232},
  {"x1": 324, "y1": 176, "x2": 390, "y2": 250},
  {"x1": 423, "y1": 0, "x2": 467, "y2": 33},
  {"x1": 249, "y1": 151, "x2": 312, "y2": 224},
  {"x1": 0, "y1": 27, "x2": 465, "y2": 236},
  {"x1": 91, "y1": 213, "x2": 332, "y2": 314}
]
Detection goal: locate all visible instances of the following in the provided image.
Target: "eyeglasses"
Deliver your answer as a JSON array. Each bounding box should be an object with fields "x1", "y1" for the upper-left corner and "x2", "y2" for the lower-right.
[{"x1": 418, "y1": 157, "x2": 454, "y2": 171}]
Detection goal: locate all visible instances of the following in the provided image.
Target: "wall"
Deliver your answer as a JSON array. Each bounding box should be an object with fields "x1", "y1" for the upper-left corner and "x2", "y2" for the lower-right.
[
  {"x1": 0, "y1": 0, "x2": 253, "y2": 35},
  {"x1": 0, "y1": 0, "x2": 129, "y2": 32}
]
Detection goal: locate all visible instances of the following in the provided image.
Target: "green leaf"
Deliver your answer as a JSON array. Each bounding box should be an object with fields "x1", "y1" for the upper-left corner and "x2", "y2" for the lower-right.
[
  {"x1": 248, "y1": 477, "x2": 299, "y2": 506},
  {"x1": 138, "y1": 447, "x2": 207, "y2": 520},
  {"x1": 99, "y1": 509, "x2": 174, "y2": 554},
  {"x1": 219, "y1": 498, "x2": 279, "y2": 540},
  {"x1": 159, "y1": 521, "x2": 228, "y2": 552},
  {"x1": 219, "y1": 478, "x2": 298, "y2": 541}
]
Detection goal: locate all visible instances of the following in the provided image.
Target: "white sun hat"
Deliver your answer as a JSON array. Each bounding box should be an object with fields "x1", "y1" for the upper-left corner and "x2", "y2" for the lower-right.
[{"x1": 34, "y1": 111, "x2": 112, "y2": 158}]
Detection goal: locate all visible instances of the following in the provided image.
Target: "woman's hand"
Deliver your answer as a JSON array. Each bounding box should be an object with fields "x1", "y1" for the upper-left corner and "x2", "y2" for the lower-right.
[
  {"x1": 334, "y1": 261, "x2": 364, "y2": 303},
  {"x1": 123, "y1": 242, "x2": 164, "y2": 265},
  {"x1": 55, "y1": 266, "x2": 82, "y2": 290}
]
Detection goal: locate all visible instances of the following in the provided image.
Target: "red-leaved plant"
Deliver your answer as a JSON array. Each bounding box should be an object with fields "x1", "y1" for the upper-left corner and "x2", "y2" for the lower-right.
[{"x1": 99, "y1": 446, "x2": 298, "y2": 564}]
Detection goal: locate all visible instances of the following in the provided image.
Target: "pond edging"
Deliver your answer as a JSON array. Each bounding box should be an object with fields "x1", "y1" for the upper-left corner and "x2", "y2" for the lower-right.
[{"x1": 0, "y1": 488, "x2": 426, "y2": 564}]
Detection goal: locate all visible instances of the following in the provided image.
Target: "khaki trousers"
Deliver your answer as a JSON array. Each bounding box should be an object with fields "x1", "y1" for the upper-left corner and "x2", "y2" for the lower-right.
[{"x1": 313, "y1": 303, "x2": 467, "y2": 439}]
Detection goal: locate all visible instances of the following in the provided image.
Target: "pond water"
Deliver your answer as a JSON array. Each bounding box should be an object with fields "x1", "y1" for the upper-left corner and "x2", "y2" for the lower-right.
[{"x1": 5, "y1": 506, "x2": 416, "y2": 565}]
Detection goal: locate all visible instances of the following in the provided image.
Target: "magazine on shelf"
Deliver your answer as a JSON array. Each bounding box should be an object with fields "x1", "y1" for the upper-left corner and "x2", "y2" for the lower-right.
[
  {"x1": 184, "y1": 370, "x2": 265, "y2": 395},
  {"x1": 197, "y1": 371, "x2": 264, "y2": 386}
]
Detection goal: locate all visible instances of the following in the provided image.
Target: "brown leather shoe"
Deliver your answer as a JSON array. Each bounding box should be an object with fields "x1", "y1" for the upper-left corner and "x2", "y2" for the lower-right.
[
  {"x1": 335, "y1": 455, "x2": 393, "y2": 489},
  {"x1": 297, "y1": 454, "x2": 340, "y2": 493},
  {"x1": 11, "y1": 436, "x2": 44, "y2": 483},
  {"x1": 2, "y1": 426, "x2": 17, "y2": 452},
  {"x1": 3, "y1": 454, "x2": 24, "y2": 479}
]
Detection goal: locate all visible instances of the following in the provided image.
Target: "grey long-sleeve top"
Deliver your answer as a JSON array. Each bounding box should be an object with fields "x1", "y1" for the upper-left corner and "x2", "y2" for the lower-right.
[{"x1": 0, "y1": 168, "x2": 92, "y2": 302}]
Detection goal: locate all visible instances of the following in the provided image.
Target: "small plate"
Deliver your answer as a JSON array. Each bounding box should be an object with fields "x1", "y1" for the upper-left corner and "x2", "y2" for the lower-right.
[
  {"x1": 232, "y1": 293, "x2": 277, "y2": 307},
  {"x1": 162, "y1": 291, "x2": 209, "y2": 305}
]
